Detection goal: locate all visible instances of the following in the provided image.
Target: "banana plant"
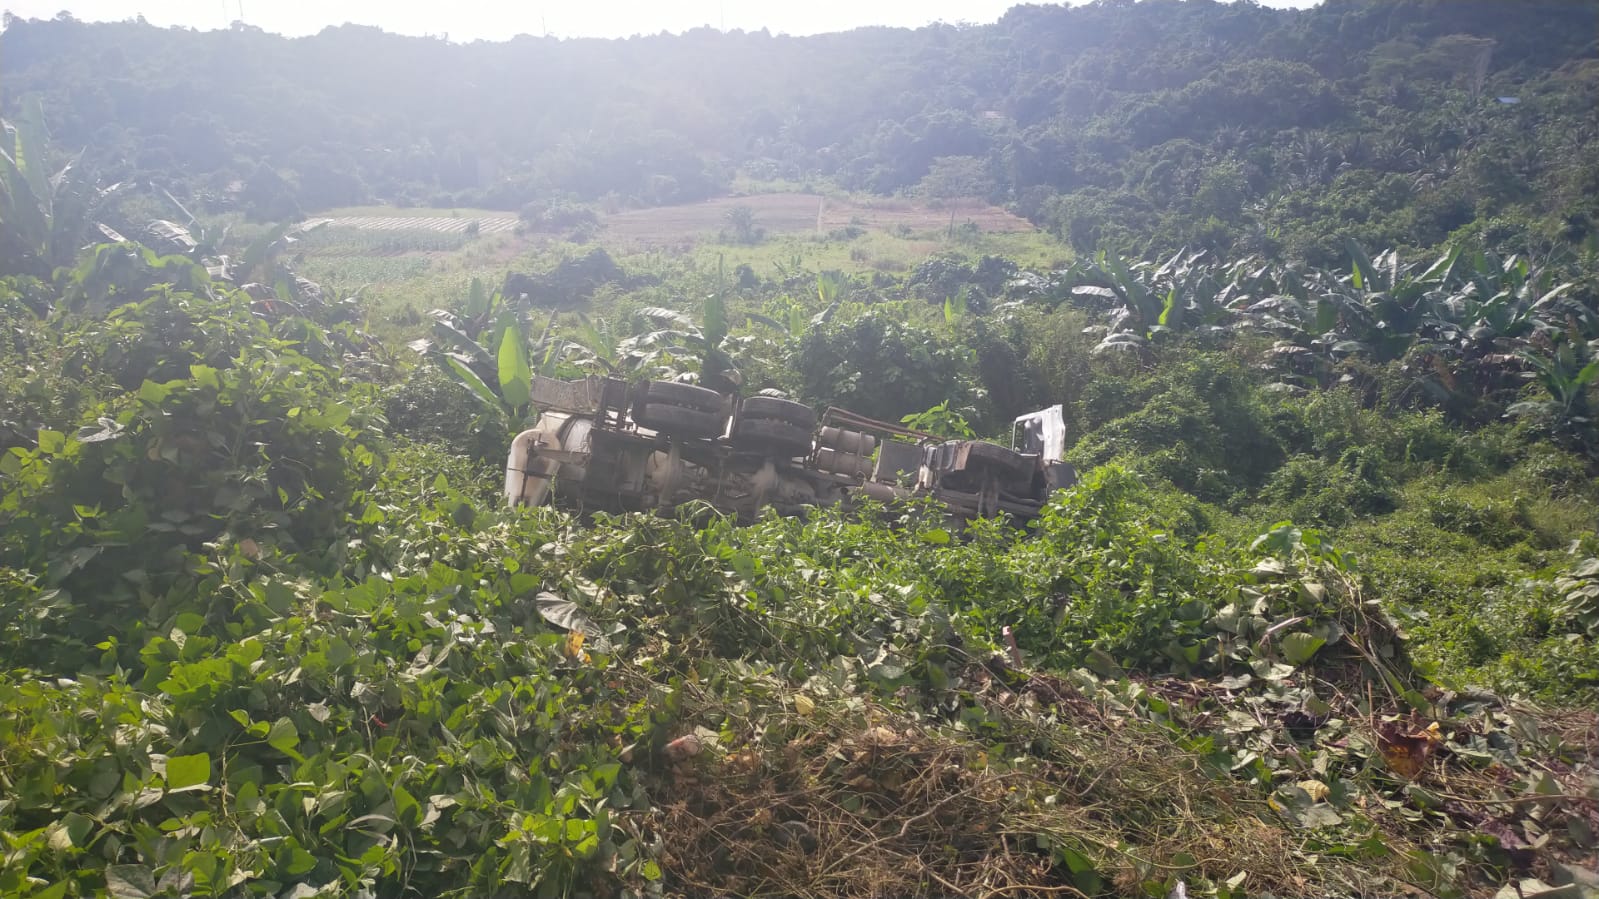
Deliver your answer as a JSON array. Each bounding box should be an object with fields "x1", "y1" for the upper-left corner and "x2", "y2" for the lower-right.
[
  {"x1": 618, "y1": 296, "x2": 742, "y2": 387},
  {"x1": 143, "y1": 187, "x2": 229, "y2": 272},
  {"x1": 1421, "y1": 247, "x2": 1578, "y2": 347},
  {"x1": 616, "y1": 258, "x2": 758, "y2": 392},
  {"x1": 1071, "y1": 248, "x2": 1234, "y2": 353},
  {"x1": 130, "y1": 189, "x2": 333, "y2": 315},
  {"x1": 1509, "y1": 331, "x2": 1599, "y2": 438},
  {"x1": 1292, "y1": 241, "x2": 1450, "y2": 363},
  {"x1": 745, "y1": 271, "x2": 853, "y2": 338},
  {"x1": 0, "y1": 99, "x2": 127, "y2": 284},
  {"x1": 566, "y1": 313, "x2": 623, "y2": 375},
  {"x1": 412, "y1": 282, "x2": 566, "y2": 423}
]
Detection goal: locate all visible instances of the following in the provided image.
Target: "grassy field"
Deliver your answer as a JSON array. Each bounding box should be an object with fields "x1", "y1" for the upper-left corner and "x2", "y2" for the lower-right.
[
  {"x1": 600, "y1": 193, "x2": 1032, "y2": 247},
  {"x1": 668, "y1": 226, "x2": 1072, "y2": 276},
  {"x1": 313, "y1": 204, "x2": 517, "y2": 219},
  {"x1": 299, "y1": 192, "x2": 1065, "y2": 338}
]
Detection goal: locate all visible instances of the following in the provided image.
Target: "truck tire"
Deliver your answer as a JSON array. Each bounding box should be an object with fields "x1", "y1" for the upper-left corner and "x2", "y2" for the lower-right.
[
  {"x1": 635, "y1": 405, "x2": 726, "y2": 439},
  {"x1": 639, "y1": 380, "x2": 724, "y2": 414},
  {"x1": 731, "y1": 417, "x2": 813, "y2": 457},
  {"x1": 738, "y1": 396, "x2": 816, "y2": 431}
]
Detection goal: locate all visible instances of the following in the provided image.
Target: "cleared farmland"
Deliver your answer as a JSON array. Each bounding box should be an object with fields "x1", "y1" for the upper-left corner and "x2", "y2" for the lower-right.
[
  {"x1": 302, "y1": 215, "x2": 519, "y2": 235},
  {"x1": 308, "y1": 193, "x2": 1033, "y2": 249}
]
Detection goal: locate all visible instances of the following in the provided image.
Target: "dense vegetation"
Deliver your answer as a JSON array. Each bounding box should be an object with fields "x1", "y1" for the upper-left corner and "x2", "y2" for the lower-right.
[
  {"x1": 3, "y1": 0, "x2": 1597, "y2": 262},
  {"x1": 4, "y1": 2, "x2": 1599, "y2": 897}
]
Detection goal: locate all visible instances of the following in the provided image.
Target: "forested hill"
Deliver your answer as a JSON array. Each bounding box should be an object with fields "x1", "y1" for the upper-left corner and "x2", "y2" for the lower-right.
[{"x1": 2, "y1": 0, "x2": 1597, "y2": 262}]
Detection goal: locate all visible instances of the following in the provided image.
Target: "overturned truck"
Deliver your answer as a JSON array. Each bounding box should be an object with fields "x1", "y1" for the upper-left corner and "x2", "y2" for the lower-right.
[{"x1": 505, "y1": 377, "x2": 1077, "y2": 521}]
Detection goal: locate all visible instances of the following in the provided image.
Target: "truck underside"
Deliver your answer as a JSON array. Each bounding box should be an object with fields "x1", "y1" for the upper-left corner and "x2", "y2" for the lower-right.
[{"x1": 505, "y1": 376, "x2": 1075, "y2": 523}]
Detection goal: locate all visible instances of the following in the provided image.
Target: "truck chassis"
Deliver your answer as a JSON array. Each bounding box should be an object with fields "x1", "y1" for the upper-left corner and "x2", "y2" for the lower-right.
[{"x1": 505, "y1": 376, "x2": 1075, "y2": 522}]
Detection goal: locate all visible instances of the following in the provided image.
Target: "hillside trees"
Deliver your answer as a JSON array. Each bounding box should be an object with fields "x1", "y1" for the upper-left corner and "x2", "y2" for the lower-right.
[{"x1": 3, "y1": 1, "x2": 1595, "y2": 259}]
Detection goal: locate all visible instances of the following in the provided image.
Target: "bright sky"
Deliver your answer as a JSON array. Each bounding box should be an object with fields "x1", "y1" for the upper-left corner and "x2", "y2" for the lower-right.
[{"x1": 2, "y1": 0, "x2": 1319, "y2": 41}]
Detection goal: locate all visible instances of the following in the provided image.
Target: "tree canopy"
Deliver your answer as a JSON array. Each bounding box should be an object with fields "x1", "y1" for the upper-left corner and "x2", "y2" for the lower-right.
[{"x1": 2, "y1": 0, "x2": 1595, "y2": 262}]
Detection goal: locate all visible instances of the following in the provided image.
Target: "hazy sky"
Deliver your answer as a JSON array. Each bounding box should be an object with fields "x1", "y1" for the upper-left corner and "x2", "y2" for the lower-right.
[{"x1": 2, "y1": 0, "x2": 1319, "y2": 41}]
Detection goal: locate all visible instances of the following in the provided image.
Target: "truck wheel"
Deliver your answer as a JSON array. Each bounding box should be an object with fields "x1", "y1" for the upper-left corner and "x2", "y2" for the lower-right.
[
  {"x1": 635, "y1": 405, "x2": 726, "y2": 439},
  {"x1": 731, "y1": 418, "x2": 813, "y2": 457},
  {"x1": 639, "y1": 380, "x2": 724, "y2": 414},
  {"x1": 738, "y1": 396, "x2": 816, "y2": 431}
]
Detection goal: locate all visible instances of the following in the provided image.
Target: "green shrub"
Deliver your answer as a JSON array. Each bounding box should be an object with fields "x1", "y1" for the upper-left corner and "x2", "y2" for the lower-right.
[
  {"x1": 1258, "y1": 451, "x2": 1398, "y2": 527},
  {"x1": 1421, "y1": 493, "x2": 1535, "y2": 550},
  {"x1": 1068, "y1": 355, "x2": 1283, "y2": 503},
  {"x1": 381, "y1": 366, "x2": 508, "y2": 464},
  {"x1": 0, "y1": 343, "x2": 383, "y2": 664}
]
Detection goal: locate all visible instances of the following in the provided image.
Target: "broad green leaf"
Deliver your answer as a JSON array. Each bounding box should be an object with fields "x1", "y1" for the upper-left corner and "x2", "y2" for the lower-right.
[
  {"x1": 704, "y1": 282, "x2": 729, "y2": 347},
  {"x1": 639, "y1": 305, "x2": 695, "y2": 328},
  {"x1": 47, "y1": 812, "x2": 93, "y2": 850},
  {"x1": 440, "y1": 356, "x2": 503, "y2": 413},
  {"x1": 1575, "y1": 360, "x2": 1599, "y2": 388},
  {"x1": 430, "y1": 318, "x2": 494, "y2": 368},
  {"x1": 105, "y1": 865, "x2": 157, "y2": 899},
  {"x1": 1056, "y1": 845, "x2": 1104, "y2": 894},
  {"x1": 36, "y1": 429, "x2": 65, "y2": 453},
  {"x1": 227, "y1": 638, "x2": 263, "y2": 667},
  {"x1": 268, "y1": 717, "x2": 303, "y2": 760},
  {"x1": 318, "y1": 402, "x2": 352, "y2": 428},
  {"x1": 534, "y1": 310, "x2": 562, "y2": 376},
  {"x1": 189, "y1": 365, "x2": 220, "y2": 388},
  {"x1": 1347, "y1": 238, "x2": 1375, "y2": 291},
  {"x1": 279, "y1": 845, "x2": 318, "y2": 877},
  {"x1": 919, "y1": 528, "x2": 951, "y2": 545},
  {"x1": 393, "y1": 785, "x2": 422, "y2": 828},
  {"x1": 466, "y1": 276, "x2": 490, "y2": 319},
  {"x1": 1313, "y1": 296, "x2": 1339, "y2": 335},
  {"x1": 166, "y1": 752, "x2": 211, "y2": 791},
  {"x1": 742, "y1": 311, "x2": 787, "y2": 332},
  {"x1": 0, "y1": 138, "x2": 40, "y2": 233},
  {"x1": 137, "y1": 380, "x2": 171, "y2": 405},
  {"x1": 1158, "y1": 287, "x2": 1182, "y2": 329},
  {"x1": 1281, "y1": 632, "x2": 1326, "y2": 665},
  {"x1": 1420, "y1": 245, "x2": 1457, "y2": 282},
  {"x1": 1533, "y1": 282, "x2": 1574, "y2": 308},
  {"x1": 14, "y1": 99, "x2": 52, "y2": 217}
]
